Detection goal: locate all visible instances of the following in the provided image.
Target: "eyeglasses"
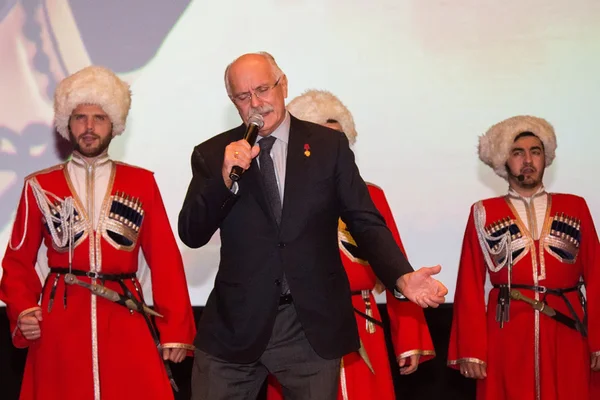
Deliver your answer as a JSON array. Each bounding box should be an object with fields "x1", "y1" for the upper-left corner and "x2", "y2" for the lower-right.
[{"x1": 230, "y1": 76, "x2": 282, "y2": 104}]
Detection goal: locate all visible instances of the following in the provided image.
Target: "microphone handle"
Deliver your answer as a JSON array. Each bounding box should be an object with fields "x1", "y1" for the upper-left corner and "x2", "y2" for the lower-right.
[{"x1": 229, "y1": 124, "x2": 259, "y2": 182}]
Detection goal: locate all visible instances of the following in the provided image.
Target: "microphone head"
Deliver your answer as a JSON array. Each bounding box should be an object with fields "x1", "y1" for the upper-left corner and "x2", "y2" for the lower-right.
[
  {"x1": 248, "y1": 113, "x2": 264, "y2": 129},
  {"x1": 517, "y1": 174, "x2": 525, "y2": 182}
]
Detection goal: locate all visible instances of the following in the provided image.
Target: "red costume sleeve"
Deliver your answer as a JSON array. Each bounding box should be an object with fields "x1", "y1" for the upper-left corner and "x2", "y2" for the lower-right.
[
  {"x1": 447, "y1": 204, "x2": 488, "y2": 368},
  {"x1": 139, "y1": 175, "x2": 196, "y2": 350},
  {"x1": 579, "y1": 198, "x2": 600, "y2": 356},
  {"x1": 0, "y1": 180, "x2": 44, "y2": 348}
]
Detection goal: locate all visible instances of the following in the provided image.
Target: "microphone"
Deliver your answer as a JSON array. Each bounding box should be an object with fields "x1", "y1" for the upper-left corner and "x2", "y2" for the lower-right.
[
  {"x1": 508, "y1": 169, "x2": 525, "y2": 182},
  {"x1": 229, "y1": 113, "x2": 264, "y2": 182}
]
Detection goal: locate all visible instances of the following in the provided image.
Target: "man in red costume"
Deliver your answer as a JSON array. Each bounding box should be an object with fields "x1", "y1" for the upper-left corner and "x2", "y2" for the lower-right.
[
  {"x1": 266, "y1": 90, "x2": 435, "y2": 399},
  {"x1": 448, "y1": 115, "x2": 600, "y2": 399},
  {"x1": 0, "y1": 65, "x2": 196, "y2": 400}
]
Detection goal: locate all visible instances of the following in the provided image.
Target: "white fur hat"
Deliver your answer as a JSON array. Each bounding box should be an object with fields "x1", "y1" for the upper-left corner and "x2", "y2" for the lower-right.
[
  {"x1": 287, "y1": 90, "x2": 357, "y2": 145},
  {"x1": 54, "y1": 66, "x2": 131, "y2": 140},
  {"x1": 479, "y1": 115, "x2": 557, "y2": 179}
]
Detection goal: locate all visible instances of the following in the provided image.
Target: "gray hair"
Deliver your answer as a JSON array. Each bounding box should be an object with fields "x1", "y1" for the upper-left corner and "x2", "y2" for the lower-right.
[{"x1": 224, "y1": 52, "x2": 284, "y2": 97}]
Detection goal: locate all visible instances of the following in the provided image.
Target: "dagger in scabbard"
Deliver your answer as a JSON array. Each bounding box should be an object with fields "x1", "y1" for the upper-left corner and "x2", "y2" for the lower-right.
[{"x1": 63, "y1": 273, "x2": 163, "y2": 318}]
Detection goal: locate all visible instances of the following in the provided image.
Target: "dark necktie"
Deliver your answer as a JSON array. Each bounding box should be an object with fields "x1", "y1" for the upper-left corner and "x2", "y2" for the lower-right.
[
  {"x1": 258, "y1": 136, "x2": 281, "y2": 224},
  {"x1": 258, "y1": 136, "x2": 290, "y2": 295}
]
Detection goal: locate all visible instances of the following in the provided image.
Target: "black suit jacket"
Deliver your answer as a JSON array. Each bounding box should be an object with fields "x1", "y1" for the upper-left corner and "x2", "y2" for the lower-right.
[{"x1": 178, "y1": 115, "x2": 413, "y2": 363}]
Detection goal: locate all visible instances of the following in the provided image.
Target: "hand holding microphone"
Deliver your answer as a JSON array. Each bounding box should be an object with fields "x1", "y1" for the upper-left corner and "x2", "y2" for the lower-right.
[{"x1": 222, "y1": 114, "x2": 264, "y2": 188}]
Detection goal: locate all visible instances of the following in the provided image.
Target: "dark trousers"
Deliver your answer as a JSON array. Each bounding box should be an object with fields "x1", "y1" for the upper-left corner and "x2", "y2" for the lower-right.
[{"x1": 191, "y1": 303, "x2": 340, "y2": 399}]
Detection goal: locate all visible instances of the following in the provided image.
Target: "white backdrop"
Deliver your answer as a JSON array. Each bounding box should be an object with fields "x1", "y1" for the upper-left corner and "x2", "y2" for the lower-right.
[{"x1": 1, "y1": 0, "x2": 599, "y2": 305}]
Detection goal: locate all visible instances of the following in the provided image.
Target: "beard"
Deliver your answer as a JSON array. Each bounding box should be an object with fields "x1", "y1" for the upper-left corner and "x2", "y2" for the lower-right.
[
  {"x1": 516, "y1": 168, "x2": 544, "y2": 189},
  {"x1": 518, "y1": 179, "x2": 541, "y2": 189},
  {"x1": 70, "y1": 132, "x2": 112, "y2": 158}
]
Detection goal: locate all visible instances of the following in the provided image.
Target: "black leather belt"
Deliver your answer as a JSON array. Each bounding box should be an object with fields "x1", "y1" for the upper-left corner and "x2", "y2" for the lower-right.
[
  {"x1": 45, "y1": 267, "x2": 180, "y2": 391},
  {"x1": 50, "y1": 267, "x2": 136, "y2": 281},
  {"x1": 494, "y1": 283, "x2": 587, "y2": 336},
  {"x1": 353, "y1": 308, "x2": 383, "y2": 327},
  {"x1": 495, "y1": 283, "x2": 581, "y2": 295},
  {"x1": 279, "y1": 293, "x2": 293, "y2": 305},
  {"x1": 350, "y1": 290, "x2": 383, "y2": 327}
]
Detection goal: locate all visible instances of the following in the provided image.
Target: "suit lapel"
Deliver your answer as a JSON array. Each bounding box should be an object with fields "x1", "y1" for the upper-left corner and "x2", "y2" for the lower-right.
[{"x1": 281, "y1": 117, "x2": 311, "y2": 232}]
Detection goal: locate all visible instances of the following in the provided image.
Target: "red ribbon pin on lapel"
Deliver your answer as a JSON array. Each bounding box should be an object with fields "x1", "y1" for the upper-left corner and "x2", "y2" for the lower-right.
[{"x1": 304, "y1": 143, "x2": 311, "y2": 157}]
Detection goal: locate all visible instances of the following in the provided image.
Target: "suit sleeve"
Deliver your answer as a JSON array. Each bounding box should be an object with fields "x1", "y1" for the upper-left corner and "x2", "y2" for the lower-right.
[
  {"x1": 178, "y1": 145, "x2": 239, "y2": 248},
  {"x1": 367, "y1": 184, "x2": 435, "y2": 363},
  {"x1": 140, "y1": 174, "x2": 196, "y2": 350},
  {"x1": 447, "y1": 204, "x2": 488, "y2": 368},
  {"x1": 0, "y1": 180, "x2": 44, "y2": 348},
  {"x1": 335, "y1": 133, "x2": 413, "y2": 292}
]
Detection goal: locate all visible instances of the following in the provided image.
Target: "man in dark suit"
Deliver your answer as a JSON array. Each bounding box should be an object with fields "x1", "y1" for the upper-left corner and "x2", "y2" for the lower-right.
[{"x1": 179, "y1": 52, "x2": 447, "y2": 399}]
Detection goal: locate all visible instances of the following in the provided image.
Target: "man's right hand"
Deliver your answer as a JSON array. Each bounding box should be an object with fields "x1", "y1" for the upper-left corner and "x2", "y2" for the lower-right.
[
  {"x1": 460, "y1": 361, "x2": 487, "y2": 379},
  {"x1": 222, "y1": 140, "x2": 260, "y2": 189},
  {"x1": 18, "y1": 309, "x2": 43, "y2": 341}
]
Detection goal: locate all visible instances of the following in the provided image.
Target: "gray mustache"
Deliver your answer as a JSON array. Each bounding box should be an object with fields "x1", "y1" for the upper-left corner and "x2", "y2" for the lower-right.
[{"x1": 249, "y1": 105, "x2": 274, "y2": 116}]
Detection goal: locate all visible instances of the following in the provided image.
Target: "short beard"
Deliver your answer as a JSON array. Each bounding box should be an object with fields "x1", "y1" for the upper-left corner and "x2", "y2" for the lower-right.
[
  {"x1": 70, "y1": 132, "x2": 112, "y2": 158},
  {"x1": 514, "y1": 170, "x2": 545, "y2": 190},
  {"x1": 517, "y1": 180, "x2": 541, "y2": 190}
]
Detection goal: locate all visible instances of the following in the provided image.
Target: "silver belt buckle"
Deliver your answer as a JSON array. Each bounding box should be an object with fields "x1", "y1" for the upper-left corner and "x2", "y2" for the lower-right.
[{"x1": 86, "y1": 271, "x2": 98, "y2": 279}]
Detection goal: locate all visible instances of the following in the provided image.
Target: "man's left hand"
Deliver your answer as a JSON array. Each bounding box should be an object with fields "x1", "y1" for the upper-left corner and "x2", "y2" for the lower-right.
[
  {"x1": 396, "y1": 265, "x2": 447, "y2": 308},
  {"x1": 398, "y1": 354, "x2": 420, "y2": 375},
  {"x1": 162, "y1": 348, "x2": 187, "y2": 363}
]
